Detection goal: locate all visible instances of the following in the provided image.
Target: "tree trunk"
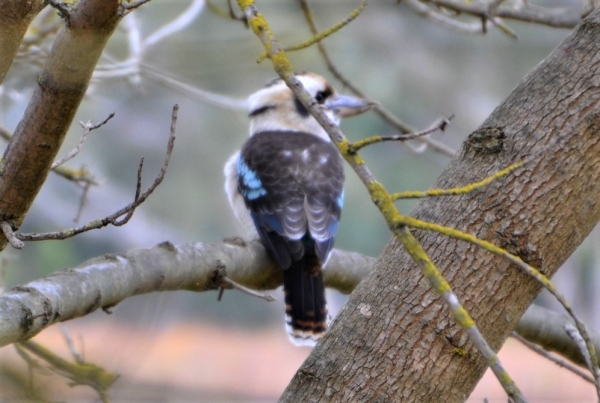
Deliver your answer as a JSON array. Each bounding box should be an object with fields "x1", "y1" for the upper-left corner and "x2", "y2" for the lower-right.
[{"x1": 281, "y1": 9, "x2": 600, "y2": 403}]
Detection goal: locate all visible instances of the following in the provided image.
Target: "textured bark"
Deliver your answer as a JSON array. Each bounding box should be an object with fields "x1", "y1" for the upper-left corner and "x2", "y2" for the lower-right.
[
  {"x1": 0, "y1": 240, "x2": 373, "y2": 348},
  {"x1": 281, "y1": 9, "x2": 600, "y2": 403},
  {"x1": 0, "y1": 0, "x2": 45, "y2": 84},
  {"x1": 0, "y1": 0, "x2": 121, "y2": 239}
]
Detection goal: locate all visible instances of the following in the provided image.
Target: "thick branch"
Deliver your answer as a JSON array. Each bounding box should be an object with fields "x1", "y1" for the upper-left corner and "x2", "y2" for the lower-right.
[
  {"x1": 0, "y1": 240, "x2": 373, "y2": 348},
  {"x1": 0, "y1": 237, "x2": 595, "y2": 371},
  {"x1": 0, "y1": 0, "x2": 123, "y2": 243}
]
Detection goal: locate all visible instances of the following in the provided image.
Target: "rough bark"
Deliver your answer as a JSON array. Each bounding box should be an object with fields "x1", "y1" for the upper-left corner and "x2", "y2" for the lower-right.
[
  {"x1": 280, "y1": 9, "x2": 600, "y2": 403},
  {"x1": 0, "y1": 0, "x2": 45, "y2": 84},
  {"x1": 0, "y1": 0, "x2": 122, "y2": 242},
  {"x1": 0, "y1": 240, "x2": 373, "y2": 348}
]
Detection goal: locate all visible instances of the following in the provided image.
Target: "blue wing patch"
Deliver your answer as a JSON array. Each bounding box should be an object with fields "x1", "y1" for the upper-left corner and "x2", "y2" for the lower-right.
[{"x1": 237, "y1": 157, "x2": 267, "y2": 200}]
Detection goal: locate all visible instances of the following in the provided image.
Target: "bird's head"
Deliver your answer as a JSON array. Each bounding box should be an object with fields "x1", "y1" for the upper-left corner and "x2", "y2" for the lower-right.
[{"x1": 248, "y1": 72, "x2": 375, "y2": 141}]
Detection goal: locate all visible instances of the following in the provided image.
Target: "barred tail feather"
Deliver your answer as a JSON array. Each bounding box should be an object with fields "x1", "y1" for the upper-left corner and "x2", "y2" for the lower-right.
[{"x1": 283, "y1": 255, "x2": 328, "y2": 346}]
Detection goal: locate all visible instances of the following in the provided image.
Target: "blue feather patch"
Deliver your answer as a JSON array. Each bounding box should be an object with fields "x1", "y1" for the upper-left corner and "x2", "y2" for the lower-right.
[{"x1": 237, "y1": 157, "x2": 267, "y2": 200}]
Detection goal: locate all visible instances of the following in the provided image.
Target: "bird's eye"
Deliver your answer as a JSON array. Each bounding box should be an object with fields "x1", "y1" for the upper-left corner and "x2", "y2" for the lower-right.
[{"x1": 315, "y1": 91, "x2": 327, "y2": 104}]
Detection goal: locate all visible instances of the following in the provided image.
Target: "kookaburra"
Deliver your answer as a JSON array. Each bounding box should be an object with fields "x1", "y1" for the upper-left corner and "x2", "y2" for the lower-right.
[{"x1": 225, "y1": 73, "x2": 374, "y2": 345}]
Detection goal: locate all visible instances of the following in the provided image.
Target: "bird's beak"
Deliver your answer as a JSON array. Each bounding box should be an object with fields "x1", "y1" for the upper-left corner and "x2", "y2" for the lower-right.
[{"x1": 325, "y1": 95, "x2": 377, "y2": 118}]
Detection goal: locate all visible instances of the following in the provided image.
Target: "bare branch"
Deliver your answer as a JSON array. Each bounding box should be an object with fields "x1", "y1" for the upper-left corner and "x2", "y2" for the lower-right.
[
  {"x1": 298, "y1": 0, "x2": 456, "y2": 158},
  {"x1": 220, "y1": 277, "x2": 276, "y2": 302},
  {"x1": 121, "y1": 0, "x2": 152, "y2": 12},
  {"x1": 405, "y1": 0, "x2": 492, "y2": 34},
  {"x1": 427, "y1": 0, "x2": 583, "y2": 29},
  {"x1": 142, "y1": 67, "x2": 247, "y2": 110},
  {"x1": 61, "y1": 325, "x2": 84, "y2": 365},
  {"x1": 213, "y1": 258, "x2": 276, "y2": 302},
  {"x1": 0, "y1": 239, "x2": 372, "y2": 347},
  {"x1": 515, "y1": 305, "x2": 600, "y2": 368},
  {"x1": 2, "y1": 232, "x2": 600, "y2": 381},
  {"x1": 0, "y1": 221, "x2": 24, "y2": 250},
  {"x1": 111, "y1": 157, "x2": 144, "y2": 227},
  {"x1": 17, "y1": 339, "x2": 119, "y2": 401},
  {"x1": 566, "y1": 324, "x2": 597, "y2": 375},
  {"x1": 512, "y1": 331, "x2": 595, "y2": 385},
  {"x1": 14, "y1": 105, "x2": 179, "y2": 243},
  {"x1": 206, "y1": 0, "x2": 247, "y2": 24},
  {"x1": 73, "y1": 173, "x2": 92, "y2": 223},
  {"x1": 51, "y1": 112, "x2": 115, "y2": 169},
  {"x1": 141, "y1": 0, "x2": 204, "y2": 48},
  {"x1": 0, "y1": 126, "x2": 100, "y2": 187},
  {"x1": 348, "y1": 115, "x2": 453, "y2": 153},
  {"x1": 257, "y1": 0, "x2": 367, "y2": 63}
]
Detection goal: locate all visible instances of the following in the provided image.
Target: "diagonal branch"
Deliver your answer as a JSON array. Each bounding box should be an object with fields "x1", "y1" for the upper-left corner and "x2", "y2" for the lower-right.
[
  {"x1": 238, "y1": 1, "x2": 600, "y2": 402},
  {"x1": 0, "y1": 0, "x2": 143, "y2": 250},
  {"x1": 51, "y1": 112, "x2": 115, "y2": 169},
  {"x1": 239, "y1": 1, "x2": 525, "y2": 400},
  {"x1": 297, "y1": 0, "x2": 456, "y2": 157},
  {"x1": 12, "y1": 105, "x2": 178, "y2": 244},
  {"x1": 256, "y1": 0, "x2": 367, "y2": 63}
]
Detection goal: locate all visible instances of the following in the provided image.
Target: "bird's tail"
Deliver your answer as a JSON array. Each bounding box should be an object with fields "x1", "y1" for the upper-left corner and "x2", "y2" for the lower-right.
[{"x1": 283, "y1": 254, "x2": 328, "y2": 346}]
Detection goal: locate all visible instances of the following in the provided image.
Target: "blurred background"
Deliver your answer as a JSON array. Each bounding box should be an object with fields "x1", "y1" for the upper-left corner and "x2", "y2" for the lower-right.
[{"x1": 0, "y1": 0, "x2": 598, "y2": 401}]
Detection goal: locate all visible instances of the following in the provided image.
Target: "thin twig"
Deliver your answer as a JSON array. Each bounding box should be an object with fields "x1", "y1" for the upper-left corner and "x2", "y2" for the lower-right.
[
  {"x1": 298, "y1": 0, "x2": 456, "y2": 158},
  {"x1": 1, "y1": 126, "x2": 100, "y2": 186},
  {"x1": 112, "y1": 157, "x2": 145, "y2": 227},
  {"x1": 512, "y1": 331, "x2": 595, "y2": 385},
  {"x1": 214, "y1": 259, "x2": 276, "y2": 302},
  {"x1": 73, "y1": 172, "x2": 92, "y2": 223},
  {"x1": 18, "y1": 340, "x2": 119, "y2": 402},
  {"x1": 61, "y1": 325, "x2": 84, "y2": 364},
  {"x1": 427, "y1": 0, "x2": 581, "y2": 29},
  {"x1": 257, "y1": 0, "x2": 367, "y2": 63},
  {"x1": 405, "y1": 0, "x2": 491, "y2": 34},
  {"x1": 349, "y1": 115, "x2": 453, "y2": 153},
  {"x1": 14, "y1": 105, "x2": 179, "y2": 243},
  {"x1": 52, "y1": 113, "x2": 115, "y2": 169},
  {"x1": 221, "y1": 276, "x2": 276, "y2": 302},
  {"x1": 1, "y1": 221, "x2": 24, "y2": 249},
  {"x1": 565, "y1": 324, "x2": 600, "y2": 388},
  {"x1": 391, "y1": 160, "x2": 523, "y2": 200},
  {"x1": 206, "y1": 0, "x2": 247, "y2": 24},
  {"x1": 121, "y1": 0, "x2": 152, "y2": 11},
  {"x1": 141, "y1": 0, "x2": 205, "y2": 48}
]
